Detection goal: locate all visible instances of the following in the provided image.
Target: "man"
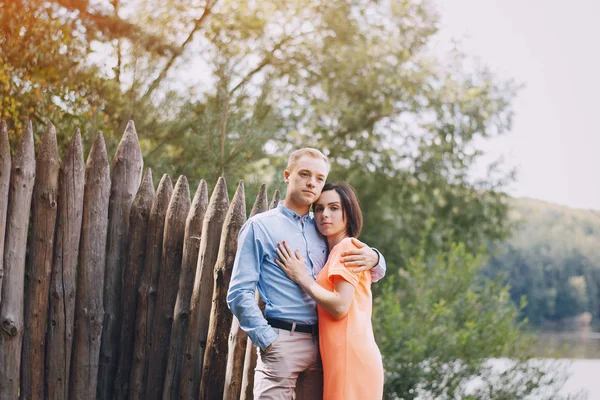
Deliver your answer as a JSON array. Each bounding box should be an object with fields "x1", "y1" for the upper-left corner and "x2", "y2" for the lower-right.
[{"x1": 227, "y1": 148, "x2": 386, "y2": 399}]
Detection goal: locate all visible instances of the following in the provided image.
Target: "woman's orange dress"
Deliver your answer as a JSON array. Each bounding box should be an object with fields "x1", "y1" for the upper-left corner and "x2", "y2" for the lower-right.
[{"x1": 316, "y1": 237, "x2": 384, "y2": 400}]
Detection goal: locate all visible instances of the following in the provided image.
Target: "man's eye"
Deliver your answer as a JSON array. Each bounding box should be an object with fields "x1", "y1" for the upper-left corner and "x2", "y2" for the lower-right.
[{"x1": 300, "y1": 173, "x2": 308, "y2": 177}]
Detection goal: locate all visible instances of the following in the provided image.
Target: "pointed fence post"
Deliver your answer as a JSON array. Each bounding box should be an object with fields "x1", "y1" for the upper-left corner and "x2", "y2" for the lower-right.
[
  {"x1": 69, "y1": 133, "x2": 111, "y2": 400},
  {"x1": 113, "y1": 169, "x2": 155, "y2": 400},
  {"x1": 21, "y1": 124, "x2": 59, "y2": 400},
  {"x1": 223, "y1": 184, "x2": 268, "y2": 400},
  {"x1": 179, "y1": 177, "x2": 229, "y2": 400},
  {"x1": 129, "y1": 175, "x2": 172, "y2": 400},
  {"x1": 269, "y1": 189, "x2": 280, "y2": 210},
  {"x1": 0, "y1": 121, "x2": 10, "y2": 303},
  {"x1": 98, "y1": 120, "x2": 143, "y2": 400},
  {"x1": 162, "y1": 180, "x2": 208, "y2": 400},
  {"x1": 145, "y1": 176, "x2": 190, "y2": 400},
  {"x1": 0, "y1": 120, "x2": 35, "y2": 399},
  {"x1": 46, "y1": 128, "x2": 85, "y2": 400},
  {"x1": 199, "y1": 181, "x2": 247, "y2": 399},
  {"x1": 240, "y1": 189, "x2": 278, "y2": 400}
]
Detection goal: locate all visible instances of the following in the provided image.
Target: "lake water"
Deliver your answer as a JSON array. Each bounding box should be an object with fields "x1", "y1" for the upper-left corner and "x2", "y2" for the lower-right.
[
  {"x1": 534, "y1": 326, "x2": 600, "y2": 400},
  {"x1": 482, "y1": 358, "x2": 598, "y2": 399},
  {"x1": 526, "y1": 327, "x2": 599, "y2": 399},
  {"x1": 464, "y1": 328, "x2": 600, "y2": 399}
]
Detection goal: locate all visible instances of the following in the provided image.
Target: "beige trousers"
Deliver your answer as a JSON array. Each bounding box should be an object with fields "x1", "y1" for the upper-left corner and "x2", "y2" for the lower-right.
[{"x1": 254, "y1": 328, "x2": 323, "y2": 400}]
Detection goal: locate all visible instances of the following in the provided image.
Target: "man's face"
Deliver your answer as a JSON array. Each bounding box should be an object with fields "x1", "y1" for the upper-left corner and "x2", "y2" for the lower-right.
[{"x1": 284, "y1": 155, "x2": 329, "y2": 206}]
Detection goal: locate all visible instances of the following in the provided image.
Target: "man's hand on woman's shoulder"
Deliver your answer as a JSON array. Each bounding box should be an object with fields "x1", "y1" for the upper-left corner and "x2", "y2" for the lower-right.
[{"x1": 340, "y1": 238, "x2": 380, "y2": 273}]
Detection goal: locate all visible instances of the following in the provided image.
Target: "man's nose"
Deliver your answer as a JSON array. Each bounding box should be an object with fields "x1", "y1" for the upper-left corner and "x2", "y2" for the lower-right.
[{"x1": 307, "y1": 179, "x2": 316, "y2": 188}]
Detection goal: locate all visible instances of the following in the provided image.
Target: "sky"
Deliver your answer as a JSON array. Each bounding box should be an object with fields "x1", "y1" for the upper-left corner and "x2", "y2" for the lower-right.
[{"x1": 433, "y1": 0, "x2": 600, "y2": 210}]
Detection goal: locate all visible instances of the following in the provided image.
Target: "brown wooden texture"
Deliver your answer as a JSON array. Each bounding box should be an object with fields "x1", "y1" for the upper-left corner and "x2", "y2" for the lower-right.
[
  {"x1": 0, "y1": 121, "x2": 35, "y2": 399},
  {"x1": 0, "y1": 121, "x2": 10, "y2": 304},
  {"x1": 179, "y1": 177, "x2": 229, "y2": 400},
  {"x1": 21, "y1": 124, "x2": 60, "y2": 400},
  {"x1": 97, "y1": 120, "x2": 144, "y2": 400},
  {"x1": 223, "y1": 184, "x2": 267, "y2": 400},
  {"x1": 145, "y1": 176, "x2": 190, "y2": 400},
  {"x1": 68, "y1": 133, "x2": 111, "y2": 400},
  {"x1": 129, "y1": 174, "x2": 172, "y2": 400},
  {"x1": 240, "y1": 189, "x2": 278, "y2": 400},
  {"x1": 162, "y1": 180, "x2": 208, "y2": 400},
  {"x1": 199, "y1": 181, "x2": 247, "y2": 400},
  {"x1": 46, "y1": 129, "x2": 85, "y2": 400},
  {"x1": 113, "y1": 168, "x2": 155, "y2": 400},
  {"x1": 269, "y1": 189, "x2": 280, "y2": 210}
]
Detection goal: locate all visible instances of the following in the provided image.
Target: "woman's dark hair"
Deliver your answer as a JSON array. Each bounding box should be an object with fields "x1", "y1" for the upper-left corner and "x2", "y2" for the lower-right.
[{"x1": 320, "y1": 182, "x2": 363, "y2": 238}]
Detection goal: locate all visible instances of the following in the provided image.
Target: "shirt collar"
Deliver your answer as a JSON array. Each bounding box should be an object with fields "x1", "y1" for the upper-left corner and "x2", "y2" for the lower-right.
[{"x1": 277, "y1": 201, "x2": 312, "y2": 222}]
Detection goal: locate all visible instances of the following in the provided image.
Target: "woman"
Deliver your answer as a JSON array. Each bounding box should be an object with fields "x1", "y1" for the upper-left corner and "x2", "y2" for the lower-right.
[{"x1": 274, "y1": 182, "x2": 384, "y2": 400}]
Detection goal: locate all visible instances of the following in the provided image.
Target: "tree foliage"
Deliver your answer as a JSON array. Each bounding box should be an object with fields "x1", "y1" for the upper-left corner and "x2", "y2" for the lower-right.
[
  {"x1": 375, "y1": 241, "x2": 583, "y2": 399},
  {"x1": 0, "y1": 0, "x2": 579, "y2": 398},
  {"x1": 485, "y1": 198, "x2": 600, "y2": 324}
]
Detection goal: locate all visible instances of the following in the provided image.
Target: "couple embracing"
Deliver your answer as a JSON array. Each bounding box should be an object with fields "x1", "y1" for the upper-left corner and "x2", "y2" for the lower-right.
[{"x1": 227, "y1": 148, "x2": 385, "y2": 400}]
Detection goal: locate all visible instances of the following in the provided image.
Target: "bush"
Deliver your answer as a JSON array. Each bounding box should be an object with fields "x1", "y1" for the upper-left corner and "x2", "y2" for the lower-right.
[{"x1": 373, "y1": 242, "x2": 585, "y2": 399}]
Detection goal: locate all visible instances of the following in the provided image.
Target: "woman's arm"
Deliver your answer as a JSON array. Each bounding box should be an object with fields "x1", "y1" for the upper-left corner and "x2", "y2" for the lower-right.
[
  {"x1": 275, "y1": 241, "x2": 355, "y2": 320},
  {"x1": 296, "y1": 274, "x2": 354, "y2": 320}
]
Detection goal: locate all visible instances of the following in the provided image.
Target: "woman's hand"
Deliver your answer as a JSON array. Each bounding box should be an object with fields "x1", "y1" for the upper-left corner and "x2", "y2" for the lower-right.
[{"x1": 274, "y1": 241, "x2": 309, "y2": 284}]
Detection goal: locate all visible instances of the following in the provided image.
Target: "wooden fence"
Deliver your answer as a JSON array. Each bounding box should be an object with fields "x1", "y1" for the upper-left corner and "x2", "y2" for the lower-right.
[{"x1": 0, "y1": 119, "x2": 278, "y2": 400}]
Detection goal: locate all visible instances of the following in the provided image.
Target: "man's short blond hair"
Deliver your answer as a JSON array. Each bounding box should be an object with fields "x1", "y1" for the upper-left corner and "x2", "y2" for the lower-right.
[{"x1": 286, "y1": 148, "x2": 330, "y2": 173}]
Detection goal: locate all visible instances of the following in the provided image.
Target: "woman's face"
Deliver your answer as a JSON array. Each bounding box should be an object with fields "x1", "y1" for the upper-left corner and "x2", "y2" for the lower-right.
[{"x1": 314, "y1": 190, "x2": 346, "y2": 238}]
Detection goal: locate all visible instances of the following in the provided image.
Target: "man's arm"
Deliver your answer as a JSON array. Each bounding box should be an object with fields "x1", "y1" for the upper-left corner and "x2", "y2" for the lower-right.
[
  {"x1": 227, "y1": 221, "x2": 278, "y2": 350},
  {"x1": 339, "y1": 238, "x2": 387, "y2": 282}
]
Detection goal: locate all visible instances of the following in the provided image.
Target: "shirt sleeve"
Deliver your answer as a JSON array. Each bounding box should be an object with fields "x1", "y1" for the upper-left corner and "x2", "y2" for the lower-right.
[
  {"x1": 370, "y1": 248, "x2": 387, "y2": 283},
  {"x1": 227, "y1": 220, "x2": 278, "y2": 350},
  {"x1": 328, "y1": 240, "x2": 361, "y2": 287}
]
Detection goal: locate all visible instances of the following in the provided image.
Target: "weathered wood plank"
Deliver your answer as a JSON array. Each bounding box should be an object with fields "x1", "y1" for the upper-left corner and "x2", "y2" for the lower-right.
[
  {"x1": 46, "y1": 128, "x2": 86, "y2": 400},
  {"x1": 0, "y1": 120, "x2": 35, "y2": 399},
  {"x1": 21, "y1": 124, "x2": 59, "y2": 400},
  {"x1": 162, "y1": 180, "x2": 208, "y2": 400},
  {"x1": 269, "y1": 189, "x2": 280, "y2": 210},
  {"x1": 240, "y1": 188, "x2": 278, "y2": 400},
  {"x1": 179, "y1": 177, "x2": 229, "y2": 400},
  {"x1": 113, "y1": 168, "x2": 155, "y2": 400},
  {"x1": 223, "y1": 183, "x2": 267, "y2": 400},
  {"x1": 145, "y1": 176, "x2": 190, "y2": 400},
  {"x1": 97, "y1": 120, "x2": 143, "y2": 400},
  {"x1": 199, "y1": 181, "x2": 247, "y2": 399},
  {"x1": 0, "y1": 121, "x2": 10, "y2": 304},
  {"x1": 68, "y1": 133, "x2": 111, "y2": 400},
  {"x1": 129, "y1": 174, "x2": 172, "y2": 400}
]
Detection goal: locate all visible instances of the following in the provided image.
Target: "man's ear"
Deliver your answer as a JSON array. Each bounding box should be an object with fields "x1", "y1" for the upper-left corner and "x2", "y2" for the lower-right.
[{"x1": 284, "y1": 169, "x2": 290, "y2": 183}]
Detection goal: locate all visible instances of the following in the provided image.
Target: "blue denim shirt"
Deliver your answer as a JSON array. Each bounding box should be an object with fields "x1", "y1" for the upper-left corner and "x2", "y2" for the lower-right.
[{"x1": 226, "y1": 203, "x2": 386, "y2": 350}]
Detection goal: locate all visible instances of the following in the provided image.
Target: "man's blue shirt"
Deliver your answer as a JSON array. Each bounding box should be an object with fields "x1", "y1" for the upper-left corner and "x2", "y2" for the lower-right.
[{"x1": 226, "y1": 203, "x2": 386, "y2": 350}]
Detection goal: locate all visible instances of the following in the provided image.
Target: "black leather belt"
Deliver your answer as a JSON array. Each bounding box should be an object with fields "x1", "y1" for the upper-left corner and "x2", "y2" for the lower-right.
[{"x1": 266, "y1": 317, "x2": 317, "y2": 334}]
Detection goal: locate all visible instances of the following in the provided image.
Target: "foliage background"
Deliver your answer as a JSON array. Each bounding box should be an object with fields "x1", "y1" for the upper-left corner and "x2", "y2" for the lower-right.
[{"x1": 0, "y1": 0, "x2": 590, "y2": 398}]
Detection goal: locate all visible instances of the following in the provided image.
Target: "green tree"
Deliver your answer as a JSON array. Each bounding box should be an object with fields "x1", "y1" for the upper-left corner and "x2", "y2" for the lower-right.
[
  {"x1": 2, "y1": 1, "x2": 582, "y2": 397},
  {"x1": 0, "y1": 0, "x2": 177, "y2": 150},
  {"x1": 374, "y1": 241, "x2": 583, "y2": 399},
  {"x1": 484, "y1": 198, "x2": 600, "y2": 324}
]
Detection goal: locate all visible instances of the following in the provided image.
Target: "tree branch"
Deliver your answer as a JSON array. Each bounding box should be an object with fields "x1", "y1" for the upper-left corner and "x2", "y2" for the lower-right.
[
  {"x1": 111, "y1": 0, "x2": 121, "y2": 84},
  {"x1": 53, "y1": 0, "x2": 178, "y2": 57},
  {"x1": 139, "y1": 0, "x2": 219, "y2": 104},
  {"x1": 228, "y1": 35, "x2": 294, "y2": 96}
]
